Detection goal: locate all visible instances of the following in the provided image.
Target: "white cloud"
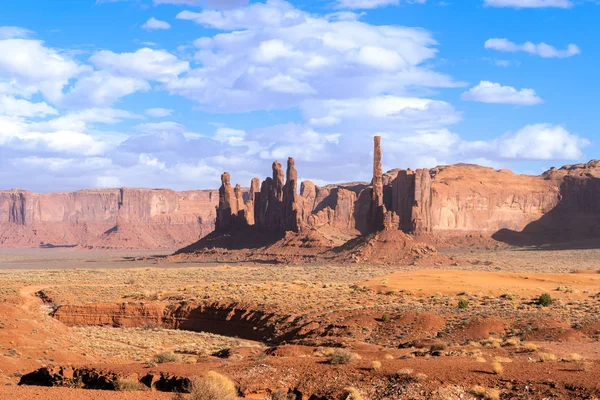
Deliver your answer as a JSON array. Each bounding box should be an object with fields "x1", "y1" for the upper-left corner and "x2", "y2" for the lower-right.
[
  {"x1": 153, "y1": 0, "x2": 249, "y2": 7},
  {"x1": 145, "y1": 107, "x2": 173, "y2": 117},
  {"x1": 136, "y1": 121, "x2": 187, "y2": 133},
  {"x1": 0, "y1": 38, "x2": 90, "y2": 103},
  {"x1": 141, "y1": 17, "x2": 172, "y2": 31},
  {"x1": 90, "y1": 48, "x2": 190, "y2": 82},
  {"x1": 336, "y1": 0, "x2": 426, "y2": 9},
  {"x1": 62, "y1": 71, "x2": 150, "y2": 107},
  {"x1": 484, "y1": 0, "x2": 572, "y2": 8},
  {"x1": 485, "y1": 38, "x2": 580, "y2": 58},
  {"x1": 0, "y1": 95, "x2": 58, "y2": 117},
  {"x1": 336, "y1": 0, "x2": 400, "y2": 8},
  {"x1": 461, "y1": 81, "x2": 543, "y2": 105},
  {"x1": 0, "y1": 26, "x2": 33, "y2": 39},
  {"x1": 497, "y1": 124, "x2": 589, "y2": 160},
  {"x1": 170, "y1": 0, "x2": 460, "y2": 112}
]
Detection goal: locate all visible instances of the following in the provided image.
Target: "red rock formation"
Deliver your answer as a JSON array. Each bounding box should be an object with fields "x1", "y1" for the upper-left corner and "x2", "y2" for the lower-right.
[
  {"x1": 242, "y1": 178, "x2": 260, "y2": 226},
  {"x1": 370, "y1": 136, "x2": 385, "y2": 232},
  {"x1": 283, "y1": 158, "x2": 303, "y2": 232},
  {"x1": 0, "y1": 188, "x2": 218, "y2": 249},
  {"x1": 389, "y1": 164, "x2": 560, "y2": 236},
  {"x1": 215, "y1": 172, "x2": 238, "y2": 232}
]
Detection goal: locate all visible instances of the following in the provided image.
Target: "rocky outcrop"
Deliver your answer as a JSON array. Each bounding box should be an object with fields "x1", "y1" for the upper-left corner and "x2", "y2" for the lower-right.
[
  {"x1": 389, "y1": 164, "x2": 560, "y2": 236},
  {"x1": 0, "y1": 188, "x2": 218, "y2": 249}
]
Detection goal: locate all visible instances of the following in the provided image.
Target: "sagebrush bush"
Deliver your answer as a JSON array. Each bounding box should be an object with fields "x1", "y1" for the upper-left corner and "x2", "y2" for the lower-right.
[
  {"x1": 328, "y1": 349, "x2": 359, "y2": 365},
  {"x1": 188, "y1": 371, "x2": 239, "y2": 400},
  {"x1": 154, "y1": 351, "x2": 181, "y2": 364},
  {"x1": 113, "y1": 378, "x2": 139, "y2": 391},
  {"x1": 458, "y1": 299, "x2": 469, "y2": 309}
]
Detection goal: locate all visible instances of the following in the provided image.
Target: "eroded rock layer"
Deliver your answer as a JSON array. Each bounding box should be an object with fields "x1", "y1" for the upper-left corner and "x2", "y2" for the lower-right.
[{"x1": 0, "y1": 188, "x2": 218, "y2": 249}]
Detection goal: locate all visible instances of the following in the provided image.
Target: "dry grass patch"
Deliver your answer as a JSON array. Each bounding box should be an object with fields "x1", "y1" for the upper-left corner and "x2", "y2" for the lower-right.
[
  {"x1": 563, "y1": 353, "x2": 583, "y2": 362},
  {"x1": 154, "y1": 351, "x2": 181, "y2": 364},
  {"x1": 470, "y1": 385, "x2": 500, "y2": 400},
  {"x1": 188, "y1": 371, "x2": 239, "y2": 400},
  {"x1": 491, "y1": 362, "x2": 503, "y2": 375},
  {"x1": 327, "y1": 349, "x2": 361, "y2": 365},
  {"x1": 371, "y1": 360, "x2": 382, "y2": 370},
  {"x1": 113, "y1": 378, "x2": 140, "y2": 391},
  {"x1": 538, "y1": 352, "x2": 557, "y2": 362},
  {"x1": 341, "y1": 387, "x2": 364, "y2": 400}
]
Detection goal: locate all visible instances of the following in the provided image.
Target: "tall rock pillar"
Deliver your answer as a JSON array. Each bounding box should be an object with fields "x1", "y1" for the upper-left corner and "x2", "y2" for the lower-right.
[
  {"x1": 369, "y1": 136, "x2": 385, "y2": 232},
  {"x1": 244, "y1": 178, "x2": 260, "y2": 226},
  {"x1": 283, "y1": 157, "x2": 303, "y2": 232},
  {"x1": 215, "y1": 172, "x2": 237, "y2": 231}
]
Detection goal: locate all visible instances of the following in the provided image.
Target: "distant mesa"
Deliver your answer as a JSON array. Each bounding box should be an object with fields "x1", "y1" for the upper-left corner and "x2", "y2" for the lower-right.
[{"x1": 2, "y1": 139, "x2": 600, "y2": 252}]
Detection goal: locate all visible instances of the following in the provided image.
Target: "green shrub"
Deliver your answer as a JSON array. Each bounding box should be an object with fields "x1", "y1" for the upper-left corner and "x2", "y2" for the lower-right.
[
  {"x1": 537, "y1": 293, "x2": 553, "y2": 307},
  {"x1": 458, "y1": 299, "x2": 469, "y2": 309},
  {"x1": 381, "y1": 313, "x2": 390, "y2": 322}
]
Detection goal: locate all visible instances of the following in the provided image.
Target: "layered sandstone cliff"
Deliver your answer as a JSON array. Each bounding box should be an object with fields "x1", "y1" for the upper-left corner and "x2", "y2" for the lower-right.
[{"x1": 0, "y1": 188, "x2": 218, "y2": 249}]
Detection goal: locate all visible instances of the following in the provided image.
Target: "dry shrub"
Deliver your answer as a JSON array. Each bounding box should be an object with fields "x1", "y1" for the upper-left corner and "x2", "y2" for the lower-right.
[
  {"x1": 538, "y1": 352, "x2": 557, "y2": 362},
  {"x1": 384, "y1": 353, "x2": 395, "y2": 360},
  {"x1": 154, "y1": 351, "x2": 181, "y2": 364},
  {"x1": 491, "y1": 362, "x2": 503, "y2": 375},
  {"x1": 471, "y1": 385, "x2": 500, "y2": 400},
  {"x1": 475, "y1": 356, "x2": 487, "y2": 363},
  {"x1": 189, "y1": 371, "x2": 239, "y2": 400},
  {"x1": 113, "y1": 378, "x2": 139, "y2": 391},
  {"x1": 328, "y1": 349, "x2": 360, "y2": 365},
  {"x1": 520, "y1": 342, "x2": 538, "y2": 353},
  {"x1": 563, "y1": 353, "x2": 583, "y2": 362},
  {"x1": 414, "y1": 373, "x2": 427, "y2": 382},
  {"x1": 371, "y1": 360, "x2": 382, "y2": 370},
  {"x1": 397, "y1": 368, "x2": 414, "y2": 376},
  {"x1": 341, "y1": 387, "x2": 364, "y2": 400},
  {"x1": 269, "y1": 391, "x2": 295, "y2": 400},
  {"x1": 502, "y1": 337, "x2": 520, "y2": 347}
]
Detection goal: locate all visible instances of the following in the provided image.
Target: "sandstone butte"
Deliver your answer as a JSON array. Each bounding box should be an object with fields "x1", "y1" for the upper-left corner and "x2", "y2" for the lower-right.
[{"x1": 2, "y1": 137, "x2": 600, "y2": 249}]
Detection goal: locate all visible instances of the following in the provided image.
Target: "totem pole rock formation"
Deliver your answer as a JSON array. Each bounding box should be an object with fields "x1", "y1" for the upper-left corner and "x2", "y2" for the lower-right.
[
  {"x1": 214, "y1": 137, "x2": 402, "y2": 235},
  {"x1": 216, "y1": 172, "x2": 237, "y2": 231}
]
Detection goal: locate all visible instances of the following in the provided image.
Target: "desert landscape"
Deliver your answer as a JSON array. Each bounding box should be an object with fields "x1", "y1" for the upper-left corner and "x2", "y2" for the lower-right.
[{"x1": 0, "y1": 138, "x2": 599, "y2": 399}]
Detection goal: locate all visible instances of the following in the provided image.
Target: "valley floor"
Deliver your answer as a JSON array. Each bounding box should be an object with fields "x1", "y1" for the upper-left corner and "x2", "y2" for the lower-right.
[{"x1": 1, "y1": 246, "x2": 600, "y2": 399}]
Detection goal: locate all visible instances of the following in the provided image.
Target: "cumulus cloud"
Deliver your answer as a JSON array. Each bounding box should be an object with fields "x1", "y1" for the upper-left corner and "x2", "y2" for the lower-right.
[
  {"x1": 153, "y1": 0, "x2": 249, "y2": 7},
  {"x1": 0, "y1": 95, "x2": 58, "y2": 117},
  {"x1": 0, "y1": 38, "x2": 90, "y2": 103},
  {"x1": 461, "y1": 81, "x2": 543, "y2": 105},
  {"x1": 90, "y1": 48, "x2": 190, "y2": 82},
  {"x1": 141, "y1": 17, "x2": 171, "y2": 31},
  {"x1": 497, "y1": 124, "x2": 589, "y2": 160},
  {"x1": 484, "y1": 0, "x2": 573, "y2": 8},
  {"x1": 145, "y1": 107, "x2": 173, "y2": 117},
  {"x1": 171, "y1": 0, "x2": 461, "y2": 112},
  {"x1": 61, "y1": 71, "x2": 150, "y2": 108},
  {"x1": 485, "y1": 38, "x2": 580, "y2": 58},
  {"x1": 336, "y1": 0, "x2": 426, "y2": 9}
]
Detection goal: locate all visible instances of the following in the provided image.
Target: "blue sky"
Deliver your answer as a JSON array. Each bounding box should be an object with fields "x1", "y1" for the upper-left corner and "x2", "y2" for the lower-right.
[{"x1": 0, "y1": 0, "x2": 597, "y2": 192}]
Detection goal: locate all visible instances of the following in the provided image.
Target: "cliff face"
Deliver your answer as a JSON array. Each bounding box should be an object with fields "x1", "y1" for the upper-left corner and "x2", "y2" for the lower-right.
[
  {"x1": 389, "y1": 164, "x2": 561, "y2": 235},
  {"x1": 0, "y1": 188, "x2": 218, "y2": 249}
]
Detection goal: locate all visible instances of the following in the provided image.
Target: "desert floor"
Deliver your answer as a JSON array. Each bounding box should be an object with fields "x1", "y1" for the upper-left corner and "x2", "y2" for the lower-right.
[{"x1": 1, "y1": 246, "x2": 600, "y2": 399}]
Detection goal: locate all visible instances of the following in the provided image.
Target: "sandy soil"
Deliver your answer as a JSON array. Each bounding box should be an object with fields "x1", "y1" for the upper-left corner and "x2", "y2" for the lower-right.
[
  {"x1": 363, "y1": 269, "x2": 600, "y2": 299},
  {"x1": 1, "y1": 247, "x2": 600, "y2": 399}
]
